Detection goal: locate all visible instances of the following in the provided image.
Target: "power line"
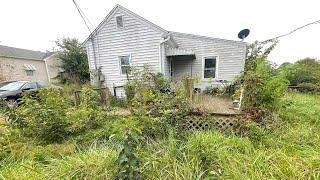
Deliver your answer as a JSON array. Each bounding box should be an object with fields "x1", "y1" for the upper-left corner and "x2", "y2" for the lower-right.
[
  {"x1": 72, "y1": 0, "x2": 98, "y2": 70},
  {"x1": 262, "y1": 19, "x2": 320, "y2": 43},
  {"x1": 72, "y1": 0, "x2": 92, "y2": 34}
]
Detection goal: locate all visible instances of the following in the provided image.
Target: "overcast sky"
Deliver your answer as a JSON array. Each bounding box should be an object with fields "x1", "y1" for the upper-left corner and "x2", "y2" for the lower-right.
[{"x1": 0, "y1": 0, "x2": 319, "y2": 64}]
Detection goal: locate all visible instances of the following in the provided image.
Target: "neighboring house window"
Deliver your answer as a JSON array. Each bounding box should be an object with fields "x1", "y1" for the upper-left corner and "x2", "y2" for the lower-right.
[
  {"x1": 116, "y1": 15, "x2": 124, "y2": 28},
  {"x1": 203, "y1": 57, "x2": 217, "y2": 78},
  {"x1": 120, "y1": 55, "x2": 131, "y2": 75},
  {"x1": 24, "y1": 64, "x2": 36, "y2": 76},
  {"x1": 26, "y1": 70, "x2": 34, "y2": 76}
]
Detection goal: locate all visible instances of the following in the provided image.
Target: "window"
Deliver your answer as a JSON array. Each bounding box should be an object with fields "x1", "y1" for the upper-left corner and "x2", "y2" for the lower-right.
[
  {"x1": 116, "y1": 16, "x2": 124, "y2": 28},
  {"x1": 24, "y1": 64, "x2": 36, "y2": 76},
  {"x1": 26, "y1": 70, "x2": 34, "y2": 76},
  {"x1": 120, "y1": 55, "x2": 131, "y2": 74},
  {"x1": 204, "y1": 57, "x2": 217, "y2": 78},
  {"x1": 22, "y1": 82, "x2": 37, "y2": 90}
]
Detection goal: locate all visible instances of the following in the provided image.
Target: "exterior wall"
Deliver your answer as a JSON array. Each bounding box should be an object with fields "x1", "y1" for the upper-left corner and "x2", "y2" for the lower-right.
[
  {"x1": 45, "y1": 53, "x2": 62, "y2": 83},
  {"x1": 0, "y1": 56, "x2": 49, "y2": 83},
  {"x1": 170, "y1": 32, "x2": 246, "y2": 90},
  {"x1": 86, "y1": 7, "x2": 164, "y2": 97}
]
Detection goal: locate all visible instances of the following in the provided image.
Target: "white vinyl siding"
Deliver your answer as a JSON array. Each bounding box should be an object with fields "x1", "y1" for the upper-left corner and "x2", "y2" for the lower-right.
[
  {"x1": 86, "y1": 7, "x2": 163, "y2": 96},
  {"x1": 170, "y1": 32, "x2": 246, "y2": 90}
]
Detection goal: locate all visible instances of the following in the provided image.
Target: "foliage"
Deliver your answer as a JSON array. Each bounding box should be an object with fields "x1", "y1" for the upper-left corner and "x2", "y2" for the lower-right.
[
  {"x1": 17, "y1": 88, "x2": 70, "y2": 143},
  {"x1": 242, "y1": 41, "x2": 289, "y2": 121},
  {"x1": 245, "y1": 40, "x2": 278, "y2": 72},
  {"x1": 124, "y1": 65, "x2": 191, "y2": 138},
  {"x1": 56, "y1": 38, "x2": 90, "y2": 84},
  {"x1": 278, "y1": 58, "x2": 320, "y2": 92},
  {"x1": 287, "y1": 58, "x2": 320, "y2": 85},
  {"x1": 297, "y1": 82, "x2": 320, "y2": 92},
  {"x1": 204, "y1": 86, "x2": 221, "y2": 95},
  {"x1": 1, "y1": 93, "x2": 320, "y2": 179},
  {"x1": 112, "y1": 117, "x2": 142, "y2": 179},
  {"x1": 1, "y1": 86, "x2": 108, "y2": 144}
]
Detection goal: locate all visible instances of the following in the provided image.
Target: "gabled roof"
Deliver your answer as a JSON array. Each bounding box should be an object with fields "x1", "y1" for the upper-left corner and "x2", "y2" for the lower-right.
[
  {"x1": 0, "y1": 45, "x2": 53, "y2": 61},
  {"x1": 84, "y1": 4, "x2": 169, "y2": 44},
  {"x1": 84, "y1": 4, "x2": 244, "y2": 46}
]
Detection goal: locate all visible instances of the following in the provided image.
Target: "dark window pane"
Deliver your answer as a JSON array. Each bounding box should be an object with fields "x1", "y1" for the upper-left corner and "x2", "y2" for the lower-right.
[
  {"x1": 120, "y1": 56, "x2": 130, "y2": 65},
  {"x1": 204, "y1": 69, "x2": 215, "y2": 78},
  {"x1": 121, "y1": 66, "x2": 130, "y2": 74},
  {"x1": 116, "y1": 16, "x2": 123, "y2": 28},
  {"x1": 205, "y1": 58, "x2": 216, "y2": 68}
]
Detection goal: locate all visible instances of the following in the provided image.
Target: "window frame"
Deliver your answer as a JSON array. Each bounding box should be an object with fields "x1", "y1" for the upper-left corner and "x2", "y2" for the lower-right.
[
  {"x1": 202, "y1": 56, "x2": 219, "y2": 80},
  {"x1": 116, "y1": 15, "x2": 124, "y2": 29},
  {"x1": 119, "y1": 54, "x2": 132, "y2": 75},
  {"x1": 25, "y1": 70, "x2": 34, "y2": 76},
  {"x1": 22, "y1": 82, "x2": 37, "y2": 90}
]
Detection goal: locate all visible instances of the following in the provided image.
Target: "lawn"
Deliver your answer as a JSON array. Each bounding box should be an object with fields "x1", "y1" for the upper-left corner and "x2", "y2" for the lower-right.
[{"x1": 0, "y1": 92, "x2": 319, "y2": 179}]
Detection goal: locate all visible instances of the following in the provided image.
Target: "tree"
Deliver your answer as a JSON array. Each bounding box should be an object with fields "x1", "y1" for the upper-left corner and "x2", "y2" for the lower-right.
[
  {"x1": 286, "y1": 58, "x2": 320, "y2": 86},
  {"x1": 56, "y1": 38, "x2": 90, "y2": 84}
]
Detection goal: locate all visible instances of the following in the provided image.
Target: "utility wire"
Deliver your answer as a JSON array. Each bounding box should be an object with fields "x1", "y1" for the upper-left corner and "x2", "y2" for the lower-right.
[
  {"x1": 72, "y1": 0, "x2": 98, "y2": 69},
  {"x1": 72, "y1": 0, "x2": 92, "y2": 34},
  {"x1": 262, "y1": 19, "x2": 320, "y2": 43}
]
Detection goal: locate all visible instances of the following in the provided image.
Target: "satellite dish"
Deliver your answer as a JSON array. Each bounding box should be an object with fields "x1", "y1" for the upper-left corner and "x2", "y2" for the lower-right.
[{"x1": 238, "y1": 29, "x2": 250, "y2": 40}]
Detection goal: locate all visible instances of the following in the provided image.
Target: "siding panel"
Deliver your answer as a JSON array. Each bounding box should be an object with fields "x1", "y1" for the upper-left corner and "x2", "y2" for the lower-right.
[
  {"x1": 86, "y1": 8, "x2": 164, "y2": 96},
  {"x1": 171, "y1": 32, "x2": 246, "y2": 90}
]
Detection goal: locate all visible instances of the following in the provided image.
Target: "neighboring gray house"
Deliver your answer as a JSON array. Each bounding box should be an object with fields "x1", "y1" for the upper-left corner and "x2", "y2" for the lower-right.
[
  {"x1": 84, "y1": 4, "x2": 246, "y2": 97},
  {"x1": 0, "y1": 45, "x2": 61, "y2": 83}
]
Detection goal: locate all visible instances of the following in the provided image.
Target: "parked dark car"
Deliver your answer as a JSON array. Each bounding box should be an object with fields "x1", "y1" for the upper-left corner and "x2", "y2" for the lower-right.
[
  {"x1": 0, "y1": 81, "x2": 12, "y2": 88},
  {"x1": 0, "y1": 81, "x2": 50, "y2": 101}
]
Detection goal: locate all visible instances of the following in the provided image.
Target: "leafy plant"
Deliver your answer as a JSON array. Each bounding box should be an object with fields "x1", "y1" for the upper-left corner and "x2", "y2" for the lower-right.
[
  {"x1": 56, "y1": 38, "x2": 90, "y2": 84},
  {"x1": 112, "y1": 117, "x2": 142, "y2": 180},
  {"x1": 17, "y1": 88, "x2": 70, "y2": 143},
  {"x1": 124, "y1": 65, "x2": 191, "y2": 137},
  {"x1": 242, "y1": 41, "x2": 289, "y2": 121}
]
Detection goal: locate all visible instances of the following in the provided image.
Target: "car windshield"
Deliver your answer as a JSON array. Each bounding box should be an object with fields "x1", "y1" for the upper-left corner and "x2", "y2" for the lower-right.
[{"x1": 0, "y1": 82, "x2": 25, "y2": 91}]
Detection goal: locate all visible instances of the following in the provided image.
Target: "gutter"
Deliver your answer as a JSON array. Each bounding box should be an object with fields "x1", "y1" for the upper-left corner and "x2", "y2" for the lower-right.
[{"x1": 44, "y1": 57, "x2": 51, "y2": 83}]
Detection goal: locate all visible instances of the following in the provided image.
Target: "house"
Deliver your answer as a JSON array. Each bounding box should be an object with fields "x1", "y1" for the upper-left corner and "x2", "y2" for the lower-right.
[
  {"x1": 0, "y1": 45, "x2": 61, "y2": 83},
  {"x1": 84, "y1": 5, "x2": 246, "y2": 97}
]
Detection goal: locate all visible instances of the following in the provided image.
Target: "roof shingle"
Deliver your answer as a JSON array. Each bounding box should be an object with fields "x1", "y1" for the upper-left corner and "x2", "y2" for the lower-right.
[{"x1": 0, "y1": 45, "x2": 52, "y2": 60}]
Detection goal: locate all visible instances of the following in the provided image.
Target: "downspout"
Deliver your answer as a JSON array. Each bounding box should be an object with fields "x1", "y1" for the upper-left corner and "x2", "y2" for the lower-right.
[
  {"x1": 44, "y1": 57, "x2": 51, "y2": 83},
  {"x1": 159, "y1": 35, "x2": 171, "y2": 73}
]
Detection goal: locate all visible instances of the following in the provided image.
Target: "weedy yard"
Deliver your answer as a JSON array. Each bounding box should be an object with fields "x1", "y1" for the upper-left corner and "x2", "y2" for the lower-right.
[
  {"x1": 0, "y1": 92, "x2": 319, "y2": 179},
  {"x1": 1, "y1": 42, "x2": 320, "y2": 179}
]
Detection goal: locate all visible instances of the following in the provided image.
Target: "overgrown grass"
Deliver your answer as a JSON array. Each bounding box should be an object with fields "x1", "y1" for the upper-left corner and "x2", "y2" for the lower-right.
[{"x1": 1, "y1": 93, "x2": 319, "y2": 179}]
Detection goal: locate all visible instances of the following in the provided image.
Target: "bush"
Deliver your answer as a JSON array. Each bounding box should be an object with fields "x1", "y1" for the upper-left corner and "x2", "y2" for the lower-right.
[
  {"x1": 243, "y1": 57, "x2": 289, "y2": 121},
  {"x1": 279, "y1": 58, "x2": 320, "y2": 93},
  {"x1": 286, "y1": 58, "x2": 320, "y2": 86},
  {"x1": 124, "y1": 65, "x2": 191, "y2": 138},
  {"x1": 297, "y1": 82, "x2": 320, "y2": 93},
  {"x1": 17, "y1": 88, "x2": 70, "y2": 143}
]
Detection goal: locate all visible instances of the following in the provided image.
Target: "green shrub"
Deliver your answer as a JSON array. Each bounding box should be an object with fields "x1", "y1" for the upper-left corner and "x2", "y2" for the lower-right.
[
  {"x1": 243, "y1": 57, "x2": 289, "y2": 121},
  {"x1": 297, "y1": 82, "x2": 320, "y2": 93},
  {"x1": 112, "y1": 117, "x2": 143, "y2": 179},
  {"x1": 124, "y1": 65, "x2": 191, "y2": 138},
  {"x1": 17, "y1": 88, "x2": 70, "y2": 143},
  {"x1": 286, "y1": 58, "x2": 320, "y2": 86}
]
